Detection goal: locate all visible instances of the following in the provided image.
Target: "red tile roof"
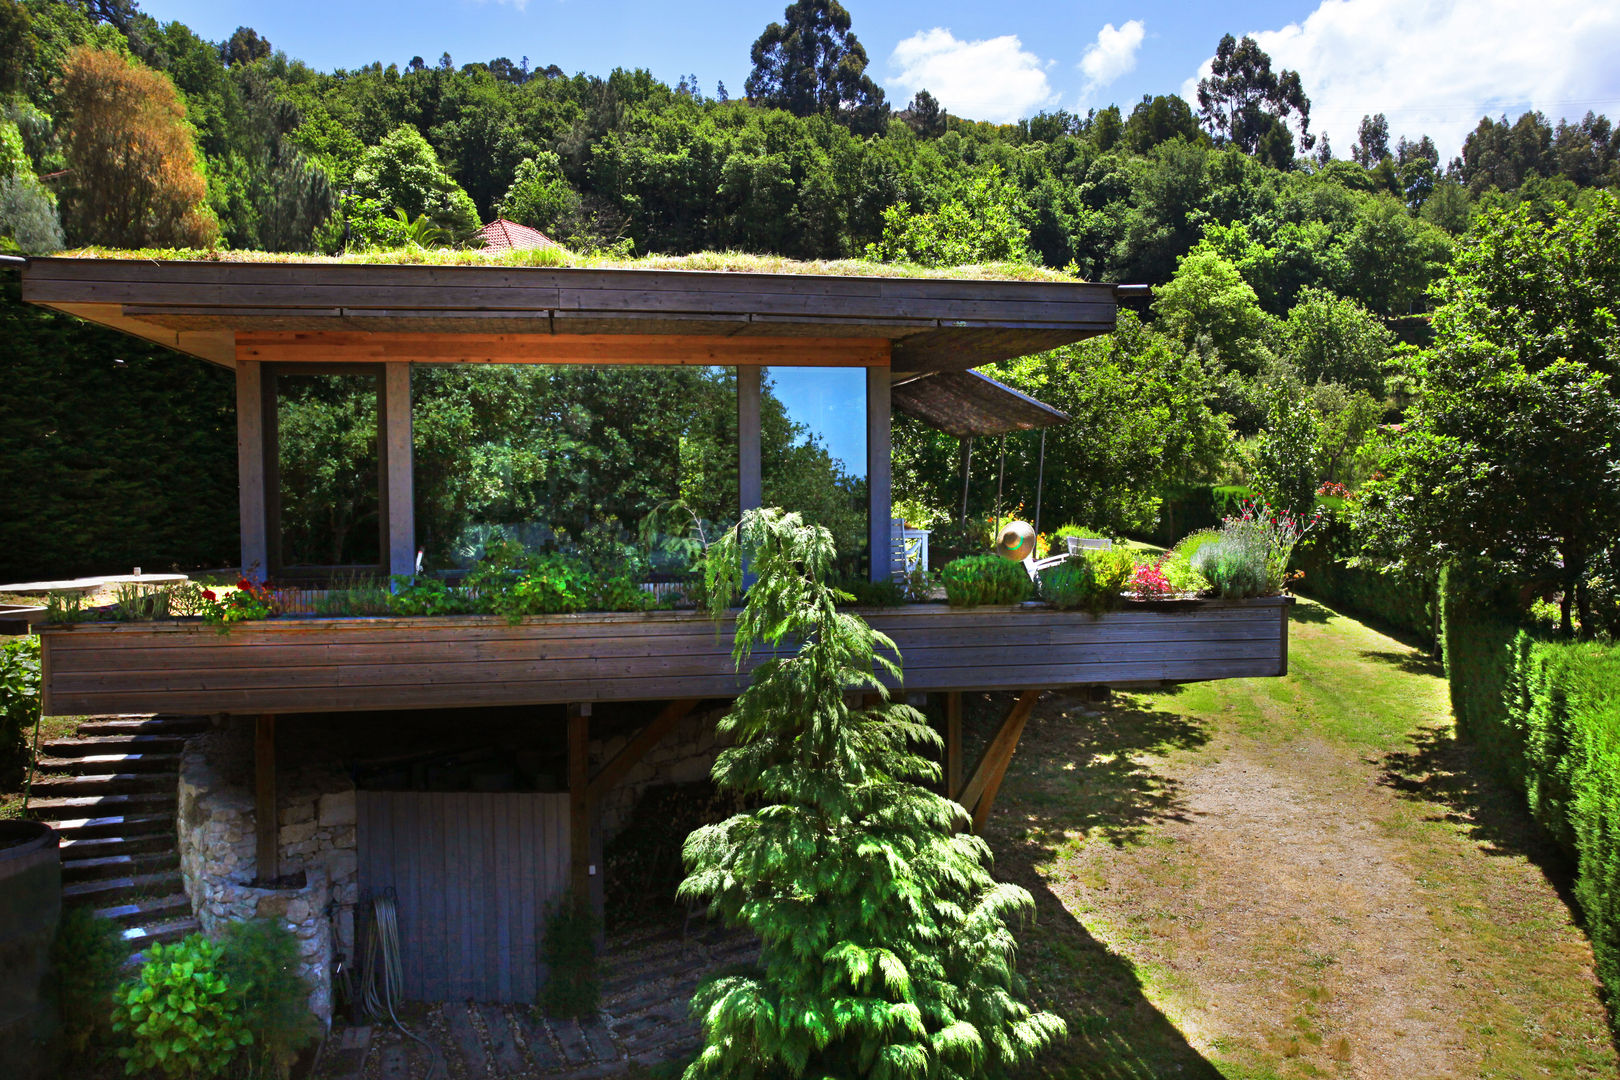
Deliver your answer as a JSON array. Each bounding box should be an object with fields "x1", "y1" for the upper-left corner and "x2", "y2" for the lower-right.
[{"x1": 474, "y1": 218, "x2": 563, "y2": 252}]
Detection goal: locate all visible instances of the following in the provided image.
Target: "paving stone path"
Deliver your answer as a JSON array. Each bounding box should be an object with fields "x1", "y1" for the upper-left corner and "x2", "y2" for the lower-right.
[{"x1": 321, "y1": 924, "x2": 755, "y2": 1079}]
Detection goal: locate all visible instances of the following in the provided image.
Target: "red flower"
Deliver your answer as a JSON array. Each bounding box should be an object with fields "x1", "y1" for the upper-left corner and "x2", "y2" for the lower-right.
[{"x1": 202, "y1": 589, "x2": 217, "y2": 601}]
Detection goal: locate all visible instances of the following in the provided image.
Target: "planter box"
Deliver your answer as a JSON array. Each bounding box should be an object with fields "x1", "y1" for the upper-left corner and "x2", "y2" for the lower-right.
[{"x1": 38, "y1": 597, "x2": 1290, "y2": 716}]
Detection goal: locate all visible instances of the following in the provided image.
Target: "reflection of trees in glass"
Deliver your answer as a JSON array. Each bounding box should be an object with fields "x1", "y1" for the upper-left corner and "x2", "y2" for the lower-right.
[
  {"x1": 410, "y1": 366, "x2": 739, "y2": 572},
  {"x1": 761, "y1": 374, "x2": 867, "y2": 577},
  {"x1": 276, "y1": 375, "x2": 380, "y2": 567}
]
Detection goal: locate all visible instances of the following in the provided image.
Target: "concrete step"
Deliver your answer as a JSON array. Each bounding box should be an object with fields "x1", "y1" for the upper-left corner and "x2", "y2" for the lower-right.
[
  {"x1": 28, "y1": 771, "x2": 173, "y2": 797},
  {"x1": 60, "y1": 832, "x2": 174, "y2": 860},
  {"x1": 122, "y1": 916, "x2": 201, "y2": 952},
  {"x1": 36, "y1": 752, "x2": 182, "y2": 775},
  {"x1": 63, "y1": 870, "x2": 183, "y2": 906},
  {"x1": 74, "y1": 716, "x2": 210, "y2": 737},
  {"x1": 32, "y1": 812, "x2": 173, "y2": 839},
  {"x1": 28, "y1": 791, "x2": 177, "y2": 817},
  {"x1": 63, "y1": 850, "x2": 179, "y2": 883},
  {"x1": 42, "y1": 733, "x2": 190, "y2": 757},
  {"x1": 94, "y1": 892, "x2": 192, "y2": 927}
]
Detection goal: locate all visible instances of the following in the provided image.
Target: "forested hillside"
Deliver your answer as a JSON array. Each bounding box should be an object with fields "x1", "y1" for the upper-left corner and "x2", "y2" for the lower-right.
[{"x1": 1, "y1": 0, "x2": 1617, "y2": 584}]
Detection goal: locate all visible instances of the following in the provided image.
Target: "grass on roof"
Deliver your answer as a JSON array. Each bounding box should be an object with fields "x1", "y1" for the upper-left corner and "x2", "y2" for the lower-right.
[{"x1": 51, "y1": 246, "x2": 1081, "y2": 283}]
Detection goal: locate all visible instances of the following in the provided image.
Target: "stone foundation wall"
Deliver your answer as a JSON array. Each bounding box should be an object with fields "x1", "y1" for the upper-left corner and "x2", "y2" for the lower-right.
[
  {"x1": 177, "y1": 724, "x2": 357, "y2": 1023},
  {"x1": 592, "y1": 703, "x2": 729, "y2": 842}
]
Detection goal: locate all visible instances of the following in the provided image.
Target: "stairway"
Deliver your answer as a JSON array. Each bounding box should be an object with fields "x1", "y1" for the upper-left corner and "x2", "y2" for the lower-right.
[{"x1": 28, "y1": 716, "x2": 211, "y2": 951}]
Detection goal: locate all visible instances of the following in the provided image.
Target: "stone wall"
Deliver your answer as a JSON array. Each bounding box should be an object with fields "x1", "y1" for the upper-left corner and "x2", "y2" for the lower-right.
[
  {"x1": 177, "y1": 723, "x2": 357, "y2": 1023},
  {"x1": 592, "y1": 703, "x2": 729, "y2": 843}
]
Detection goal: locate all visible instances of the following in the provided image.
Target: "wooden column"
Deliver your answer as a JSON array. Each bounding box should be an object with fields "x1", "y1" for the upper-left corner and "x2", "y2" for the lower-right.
[
  {"x1": 568, "y1": 704, "x2": 592, "y2": 908},
  {"x1": 236, "y1": 360, "x2": 268, "y2": 581},
  {"x1": 380, "y1": 362, "x2": 415, "y2": 578},
  {"x1": 738, "y1": 366, "x2": 762, "y2": 514},
  {"x1": 254, "y1": 715, "x2": 277, "y2": 883},
  {"x1": 945, "y1": 691, "x2": 963, "y2": 799},
  {"x1": 867, "y1": 367, "x2": 892, "y2": 583}
]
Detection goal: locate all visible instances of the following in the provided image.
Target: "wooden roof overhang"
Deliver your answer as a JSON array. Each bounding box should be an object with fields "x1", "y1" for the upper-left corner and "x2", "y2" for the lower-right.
[
  {"x1": 18, "y1": 257, "x2": 1122, "y2": 373},
  {"x1": 892, "y1": 370, "x2": 1069, "y2": 437}
]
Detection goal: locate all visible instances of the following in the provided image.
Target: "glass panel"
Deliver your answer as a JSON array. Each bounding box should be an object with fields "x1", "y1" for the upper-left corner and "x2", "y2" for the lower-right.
[
  {"x1": 761, "y1": 367, "x2": 868, "y2": 576},
  {"x1": 411, "y1": 366, "x2": 738, "y2": 582},
  {"x1": 276, "y1": 373, "x2": 380, "y2": 569}
]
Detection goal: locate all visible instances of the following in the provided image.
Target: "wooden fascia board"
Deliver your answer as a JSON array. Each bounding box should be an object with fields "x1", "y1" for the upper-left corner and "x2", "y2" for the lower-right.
[
  {"x1": 41, "y1": 302, "x2": 236, "y2": 367},
  {"x1": 234, "y1": 331, "x2": 892, "y2": 367}
]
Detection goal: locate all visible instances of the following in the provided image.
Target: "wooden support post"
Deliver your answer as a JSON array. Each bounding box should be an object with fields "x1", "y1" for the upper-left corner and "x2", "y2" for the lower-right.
[
  {"x1": 381, "y1": 362, "x2": 415, "y2": 578},
  {"x1": 254, "y1": 715, "x2": 277, "y2": 883},
  {"x1": 738, "y1": 367, "x2": 762, "y2": 515},
  {"x1": 587, "y1": 699, "x2": 699, "y2": 804},
  {"x1": 956, "y1": 690, "x2": 1041, "y2": 833},
  {"x1": 867, "y1": 367, "x2": 892, "y2": 583},
  {"x1": 236, "y1": 360, "x2": 268, "y2": 581},
  {"x1": 568, "y1": 703, "x2": 592, "y2": 910},
  {"x1": 945, "y1": 691, "x2": 963, "y2": 800}
]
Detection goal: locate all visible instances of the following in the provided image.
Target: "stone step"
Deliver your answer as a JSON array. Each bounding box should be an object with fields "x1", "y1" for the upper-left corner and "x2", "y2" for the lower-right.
[
  {"x1": 95, "y1": 892, "x2": 192, "y2": 927},
  {"x1": 63, "y1": 850, "x2": 179, "y2": 883},
  {"x1": 74, "y1": 716, "x2": 210, "y2": 737},
  {"x1": 119, "y1": 916, "x2": 200, "y2": 950},
  {"x1": 36, "y1": 752, "x2": 182, "y2": 775},
  {"x1": 63, "y1": 870, "x2": 183, "y2": 906},
  {"x1": 28, "y1": 771, "x2": 173, "y2": 797},
  {"x1": 28, "y1": 791, "x2": 177, "y2": 817},
  {"x1": 60, "y1": 832, "x2": 174, "y2": 860},
  {"x1": 33, "y1": 812, "x2": 173, "y2": 839},
  {"x1": 42, "y1": 733, "x2": 189, "y2": 757}
]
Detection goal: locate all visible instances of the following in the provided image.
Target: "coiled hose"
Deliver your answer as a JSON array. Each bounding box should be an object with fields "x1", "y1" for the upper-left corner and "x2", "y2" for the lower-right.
[{"x1": 363, "y1": 890, "x2": 445, "y2": 1080}]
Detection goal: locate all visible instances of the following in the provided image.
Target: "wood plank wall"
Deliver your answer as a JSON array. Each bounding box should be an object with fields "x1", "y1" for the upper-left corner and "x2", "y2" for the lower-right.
[{"x1": 356, "y1": 791, "x2": 570, "y2": 1003}]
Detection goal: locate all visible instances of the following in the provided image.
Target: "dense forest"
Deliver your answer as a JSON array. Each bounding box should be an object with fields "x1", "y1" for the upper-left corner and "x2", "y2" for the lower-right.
[{"x1": 1, "y1": 0, "x2": 1617, "y2": 598}]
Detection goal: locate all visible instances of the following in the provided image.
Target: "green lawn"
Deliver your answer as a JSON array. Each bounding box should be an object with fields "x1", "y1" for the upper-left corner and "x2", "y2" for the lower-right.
[{"x1": 980, "y1": 597, "x2": 1617, "y2": 1079}]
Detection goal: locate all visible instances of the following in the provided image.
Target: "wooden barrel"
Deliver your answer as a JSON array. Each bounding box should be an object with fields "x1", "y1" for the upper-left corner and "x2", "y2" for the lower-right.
[{"x1": 0, "y1": 820, "x2": 61, "y2": 1077}]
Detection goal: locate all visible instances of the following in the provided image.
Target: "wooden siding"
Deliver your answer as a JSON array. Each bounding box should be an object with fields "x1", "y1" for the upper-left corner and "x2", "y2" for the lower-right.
[
  {"x1": 38, "y1": 599, "x2": 1289, "y2": 717},
  {"x1": 356, "y1": 791, "x2": 570, "y2": 1003}
]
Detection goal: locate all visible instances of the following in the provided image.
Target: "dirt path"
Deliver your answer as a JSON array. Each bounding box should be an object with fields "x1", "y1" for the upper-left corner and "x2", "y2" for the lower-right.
[{"x1": 989, "y1": 601, "x2": 1618, "y2": 1080}]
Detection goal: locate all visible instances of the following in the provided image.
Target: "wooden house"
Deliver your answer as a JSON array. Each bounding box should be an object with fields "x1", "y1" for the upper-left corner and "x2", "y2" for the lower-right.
[{"x1": 19, "y1": 255, "x2": 1289, "y2": 1005}]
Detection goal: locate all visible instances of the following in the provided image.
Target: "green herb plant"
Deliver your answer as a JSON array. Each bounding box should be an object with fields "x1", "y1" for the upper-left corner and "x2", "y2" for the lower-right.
[
  {"x1": 111, "y1": 934, "x2": 252, "y2": 1079},
  {"x1": 1039, "y1": 557, "x2": 1103, "y2": 611},
  {"x1": 1085, "y1": 547, "x2": 1137, "y2": 600},
  {"x1": 682, "y1": 507, "x2": 1065, "y2": 1079},
  {"x1": 940, "y1": 553, "x2": 1035, "y2": 607},
  {"x1": 215, "y1": 920, "x2": 319, "y2": 1080}
]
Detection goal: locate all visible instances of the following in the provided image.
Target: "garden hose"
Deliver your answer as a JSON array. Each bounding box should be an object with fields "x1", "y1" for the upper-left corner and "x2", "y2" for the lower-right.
[{"x1": 363, "y1": 890, "x2": 445, "y2": 1080}]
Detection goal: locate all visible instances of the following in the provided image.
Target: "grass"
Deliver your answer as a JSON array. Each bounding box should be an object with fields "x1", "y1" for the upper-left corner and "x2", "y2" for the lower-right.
[{"x1": 976, "y1": 597, "x2": 1618, "y2": 1079}]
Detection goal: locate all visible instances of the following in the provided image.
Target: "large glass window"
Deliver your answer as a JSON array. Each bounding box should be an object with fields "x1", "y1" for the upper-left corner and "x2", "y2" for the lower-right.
[
  {"x1": 411, "y1": 365, "x2": 739, "y2": 580},
  {"x1": 274, "y1": 372, "x2": 381, "y2": 572},
  {"x1": 761, "y1": 367, "x2": 868, "y2": 576}
]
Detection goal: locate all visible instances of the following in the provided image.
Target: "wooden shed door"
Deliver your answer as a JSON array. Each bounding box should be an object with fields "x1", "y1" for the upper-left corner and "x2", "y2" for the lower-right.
[{"x1": 357, "y1": 792, "x2": 570, "y2": 1003}]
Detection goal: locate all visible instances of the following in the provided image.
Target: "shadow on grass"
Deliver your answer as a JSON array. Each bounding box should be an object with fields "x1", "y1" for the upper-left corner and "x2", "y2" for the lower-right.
[
  {"x1": 970, "y1": 689, "x2": 1225, "y2": 1079},
  {"x1": 1357, "y1": 648, "x2": 1446, "y2": 678},
  {"x1": 1378, "y1": 723, "x2": 1577, "y2": 910},
  {"x1": 1289, "y1": 599, "x2": 1334, "y2": 624}
]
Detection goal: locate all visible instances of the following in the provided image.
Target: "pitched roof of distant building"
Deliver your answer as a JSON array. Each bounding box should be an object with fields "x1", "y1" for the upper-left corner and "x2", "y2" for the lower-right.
[{"x1": 475, "y1": 218, "x2": 563, "y2": 252}]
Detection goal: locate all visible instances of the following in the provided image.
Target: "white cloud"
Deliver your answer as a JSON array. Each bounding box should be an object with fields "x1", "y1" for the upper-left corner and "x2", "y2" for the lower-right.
[
  {"x1": 1079, "y1": 20, "x2": 1145, "y2": 94},
  {"x1": 888, "y1": 28, "x2": 1057, "y2": 124},
  {"x1": 1182, "y1": 0, "x2": 1620, "y2": 161}
]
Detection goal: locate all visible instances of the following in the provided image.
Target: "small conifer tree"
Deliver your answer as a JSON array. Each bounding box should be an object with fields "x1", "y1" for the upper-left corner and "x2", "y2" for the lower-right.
[{"x1": 680, "y1": 507, "x2": 1064, "y2": 1079}]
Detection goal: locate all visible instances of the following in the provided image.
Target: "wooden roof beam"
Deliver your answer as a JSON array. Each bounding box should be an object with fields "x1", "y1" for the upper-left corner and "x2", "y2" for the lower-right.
[{"x1": 234, "y1": 331, "x2": 892, "y2": 367}]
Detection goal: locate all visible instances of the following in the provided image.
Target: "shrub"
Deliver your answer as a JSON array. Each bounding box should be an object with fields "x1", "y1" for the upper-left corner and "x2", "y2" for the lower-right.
[
  {"x1": 1193, "y1": 533, "x2": 1271, "y2": 598},
  {"x1": 50, "y1": 907, "x2": 129, "y2": 1060},
  {"x1": 833, "y1": 575, "x2": 908, "y2": 607},
  {"x1": 1039, "y1": 558, "x2": 1098, "y2": 611},
  {"x1": 940, "y1": 554, "x2": 1034, "y2": 607},
  {"x1": 590, "y1": 574, "x2": 651, "y2": 613},
  {"x1": 1129, "y1": 559, "x2": 1174, "y2": 600},
  {"x1": 467, "y1": 541, "x2": 595, "y2": 621},
  {"x1": 386, "y1": 575, "x2": 477, "y2": 616},
  {"x1": 1086, "y1": 547, "x2": 1136, "y2": 600},
  {"x1": 0, "y1": 634, "x2": 39, "y2": 789},
  {"x1": 112, "y1": 934, "x2": 251, "y2": 1079},
  {"x1": 539, "y1": 894, "x2": 600, "y2": 1018},
  {"x1": 215, "y1": 920, "x2": 319, "y2": 1080}
]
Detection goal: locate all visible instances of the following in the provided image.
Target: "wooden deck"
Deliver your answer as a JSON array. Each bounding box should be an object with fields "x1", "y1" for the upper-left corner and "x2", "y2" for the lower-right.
[{"x1": 38, "y1": 598, "x2": 1289, "y2": 717}]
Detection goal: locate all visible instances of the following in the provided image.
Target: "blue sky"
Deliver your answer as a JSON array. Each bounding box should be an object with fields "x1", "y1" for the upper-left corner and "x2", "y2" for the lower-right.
[{"x1": 144, "y1": 0, "x2": 1620, "y2": 160}]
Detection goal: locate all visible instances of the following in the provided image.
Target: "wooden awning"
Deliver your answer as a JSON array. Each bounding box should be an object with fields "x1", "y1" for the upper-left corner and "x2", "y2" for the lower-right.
[
  {"x1": 892, "y1": 369, "x2": 1069, "y2": 437},
  {"x1": 19, "y1": 257, "x2": 1123, "y2": 373}
]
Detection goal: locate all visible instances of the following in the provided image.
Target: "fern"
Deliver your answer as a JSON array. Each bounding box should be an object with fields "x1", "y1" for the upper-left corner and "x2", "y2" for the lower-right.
[{"x1": 682, "y1": 508, "x2": 1065, "y2": 1079}]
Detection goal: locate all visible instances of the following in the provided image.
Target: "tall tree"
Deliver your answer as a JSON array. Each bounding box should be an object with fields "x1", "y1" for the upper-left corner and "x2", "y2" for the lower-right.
[
  {"x1": 901, "y1": 88, "x2": 944, "y2": 137},
  {"x1": 745, "y1": 0, "x2": 887, "y2": 133},
  {"x1": 1196, "y1": 34, "x2": 1314, "y2": 166},
  {"x1": 681, "y1": 506, "x2": 1065, "y2": 1080},
  {"x1": 1125, "y1": 93, "x2": 1203, "y2": 153},
  {"x1": 55, "y1": 46, "x2": 217, "y2": 247},
  {"x1": 1350, "y1": 113, "x2": 1389, "y2": 167}
]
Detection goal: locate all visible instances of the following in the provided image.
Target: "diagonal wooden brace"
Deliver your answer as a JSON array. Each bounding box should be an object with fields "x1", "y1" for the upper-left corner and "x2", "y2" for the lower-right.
[{"x1": 956, "y1": 690, "x2": 1042, "y2": 833}]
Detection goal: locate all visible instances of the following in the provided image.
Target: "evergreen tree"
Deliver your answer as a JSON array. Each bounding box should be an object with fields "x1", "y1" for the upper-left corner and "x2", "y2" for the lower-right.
[{"x1": 681, "y1": 507, "x2": 1065, "y2": 1080}]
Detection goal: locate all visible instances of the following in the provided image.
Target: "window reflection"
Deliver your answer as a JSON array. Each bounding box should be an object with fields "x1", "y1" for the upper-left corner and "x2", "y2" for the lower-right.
[
  {"x1": 276, "y1": 372, "x2": 381, "y2": 570},
  {"x1": 760, "y1": 367, "x2": 868, "y2": 576}
]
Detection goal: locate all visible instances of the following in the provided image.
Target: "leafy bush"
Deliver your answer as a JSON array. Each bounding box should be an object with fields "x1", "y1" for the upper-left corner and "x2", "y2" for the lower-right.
[
  {"x1": 1085, "y1": 547, "x2": 1136, "y2": 600},
  {"x1": 1051, "y1": 523, "x2": 1108, "y2": 545},
  {"x1": 467, "y1": 541, "x2": 595, "y2": 621},
  {"x1": 112, "y1": 935, "x2": 251, "y2": 1079},
  {"x1": 1039, "y1": 558, "x2": 1098, "y2": 611},
  {"x1": 833, "y1": 575, "x2": 908, "y2": 607},
  {"x1": 940, "y1": 554, "x2": 1034, "y2": 607},
  {"x1": 50, "y1": 907, "x2": 129, "y2": 1060},
  {"x1": 215, "y1": 920, "x2": 319, "y2": 1080},
  {"x1": 0, "y1": 634, "x2": 40, "y2": 789},
  {"x1": 386, "y1": 575, "x2": 477, "y2": 616},
  {"x1": 539, "y1": 894, "x2": 600, "y2": 1018},
  {"x1": 590, "y1": 574, "x2": 651, "y2": 613},
  {"x1": 1129, "y1": 559, "x2": 1174, "y2": 600}
]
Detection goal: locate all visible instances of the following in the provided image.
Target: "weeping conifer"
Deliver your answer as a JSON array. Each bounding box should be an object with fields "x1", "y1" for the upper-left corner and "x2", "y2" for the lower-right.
[{"x1": 680, "y1": 507, "x2": 1065, "y2": 1079}]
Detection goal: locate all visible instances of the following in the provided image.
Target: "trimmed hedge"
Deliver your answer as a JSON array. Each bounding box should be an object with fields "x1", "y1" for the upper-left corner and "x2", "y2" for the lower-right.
[
  {"x1": 1142, "y1": 484, "x2": 1256, "y2": 547},
  {"x1": 1293, "y1": 517, "x2": 1439, "y2": 650},
  {"x1": 1441, "y1": 563, "x2": 1620, "y2": 1027}
]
